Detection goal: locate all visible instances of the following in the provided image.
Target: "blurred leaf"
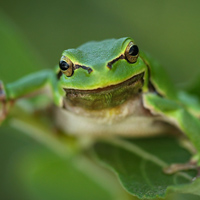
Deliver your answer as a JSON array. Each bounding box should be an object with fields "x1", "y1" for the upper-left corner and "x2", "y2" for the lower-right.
[
  {"x1": 187, "y1": 75, "x2": 200, "y2": 100},
  {"x1": 0, "y1": 126, "x2": 37, "y2": 200},
  {"x1": 0, "y1": 10, "x2": 46, "y2": 82},
  {"x1": 93, "y1": 136, "x2": 199, "y2": 199},
  {"x1": 16, "y1": 149, "x2": 113, "y2": 200}
]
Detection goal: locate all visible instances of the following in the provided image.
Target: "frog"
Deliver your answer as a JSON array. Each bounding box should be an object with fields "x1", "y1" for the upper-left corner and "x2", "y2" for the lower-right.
[{"x1": 1, "y1": 37, "x2": 200, "y2": 171}]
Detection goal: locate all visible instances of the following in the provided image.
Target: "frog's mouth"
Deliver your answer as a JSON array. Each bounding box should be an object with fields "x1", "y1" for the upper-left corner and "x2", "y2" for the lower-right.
[{"x1": 63, "y1": 72, "x2": 144, "y2": 110}]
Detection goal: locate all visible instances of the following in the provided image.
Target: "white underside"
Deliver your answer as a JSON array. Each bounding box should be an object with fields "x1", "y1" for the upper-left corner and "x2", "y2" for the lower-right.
[{"x1": 55, "y1": 95, "x2": 177, "y2": 137}]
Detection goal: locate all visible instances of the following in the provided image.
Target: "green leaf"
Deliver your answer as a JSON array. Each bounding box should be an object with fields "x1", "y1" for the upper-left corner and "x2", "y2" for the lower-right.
[{"x1": 93, "y1": 136, "x2": 198, "y2": 199}]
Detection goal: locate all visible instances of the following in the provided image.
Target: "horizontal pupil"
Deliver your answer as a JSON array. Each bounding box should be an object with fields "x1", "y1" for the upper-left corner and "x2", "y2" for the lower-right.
[
  {"x1": 129, "y1": 45, "x2": 139, "y2": 56},
  {"x1": 59, "y1": 60, "x2": 69, "y2": 71}
]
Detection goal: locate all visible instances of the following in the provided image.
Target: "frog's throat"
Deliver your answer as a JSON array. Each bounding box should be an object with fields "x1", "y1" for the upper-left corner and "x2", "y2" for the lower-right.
[{"x1": 63, "y1": 72, "x2": 144, "y2": 110}]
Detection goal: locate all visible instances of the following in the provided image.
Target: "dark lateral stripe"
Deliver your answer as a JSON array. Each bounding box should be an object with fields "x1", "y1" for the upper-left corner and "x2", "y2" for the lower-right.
[
  {"x1": 63, "y1": 72, "x2": 144, "y2": 110},
  {"x1": 57, "y1": 70, "x2": 63, "y2": 79},
  {"x1": 74, "y1": 64, "x2": 93, "y2": 74},
  {"x1": 64, "y1": 72, "x2": 144, "y2": 93},
  {"x1": 107, "y1": 54, "x2": 125, "y2": 69}
]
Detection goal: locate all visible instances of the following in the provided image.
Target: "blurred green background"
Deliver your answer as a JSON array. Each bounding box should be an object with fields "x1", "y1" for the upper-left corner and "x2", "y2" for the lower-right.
[{"x1": 1, "y1": 0, "x2": 200, "y2": 199}]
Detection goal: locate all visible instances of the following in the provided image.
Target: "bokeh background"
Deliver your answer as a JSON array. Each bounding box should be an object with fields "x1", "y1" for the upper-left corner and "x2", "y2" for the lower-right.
[{"x1": 0, "y1": 0, "x2": 200, "y2": 199}]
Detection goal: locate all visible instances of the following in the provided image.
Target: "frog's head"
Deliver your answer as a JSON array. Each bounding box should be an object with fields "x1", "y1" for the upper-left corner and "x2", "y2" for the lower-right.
[{"x1": 58, "y1": 37, "x2": 148, "y2": 109}]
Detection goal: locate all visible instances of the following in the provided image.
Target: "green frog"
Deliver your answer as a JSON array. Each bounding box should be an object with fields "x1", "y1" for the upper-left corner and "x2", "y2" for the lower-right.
[{"x1": 1, "y1": 37, "x2": 200, "y2": 171}]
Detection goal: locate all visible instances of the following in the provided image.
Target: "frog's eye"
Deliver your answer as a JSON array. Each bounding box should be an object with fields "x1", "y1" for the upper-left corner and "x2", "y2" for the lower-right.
[
  {"x1": 59, "y1": 57, "x2": 74, "y2": 77},
  {"x1": 125, "y1": 42, "x2": 139, "y2": 63}
]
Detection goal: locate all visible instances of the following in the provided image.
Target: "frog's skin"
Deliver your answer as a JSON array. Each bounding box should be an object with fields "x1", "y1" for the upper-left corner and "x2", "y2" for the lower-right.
[{"x1": 1, "y1": 37, "x2": 200, "y2": 158}]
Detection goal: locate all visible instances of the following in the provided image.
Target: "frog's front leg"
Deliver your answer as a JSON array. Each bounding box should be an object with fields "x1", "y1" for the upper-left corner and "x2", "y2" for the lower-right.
[
  {"x1": 143, "y1": 93, "x2": 200, "y2": 170},
  {"x1": 0, "y1": 69, "x2": 64, "y2": 122}
]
